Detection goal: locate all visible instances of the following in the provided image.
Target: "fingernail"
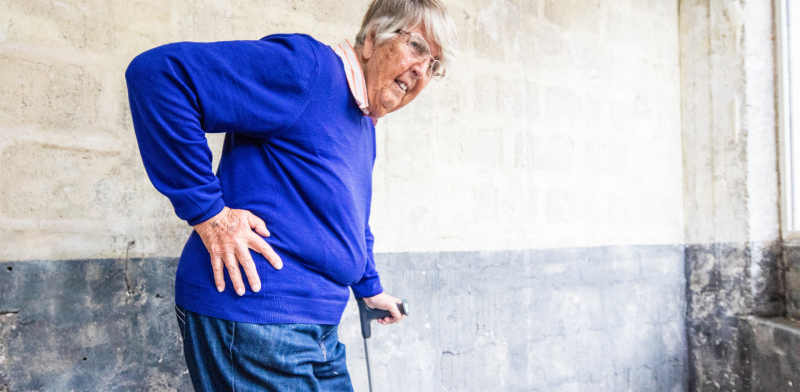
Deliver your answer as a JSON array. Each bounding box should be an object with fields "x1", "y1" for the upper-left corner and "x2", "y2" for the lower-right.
[
  {"x1": 253, "y1": 284, "x2": 261, "y2": 292},
  {"x1": 217, "y1": 286, "x2": 223, "y2": 292},
  {"x1": 276, "y1": 261, "x2": 283, "y2": 270},
  {"x1": 236, "y1": 288, "x2": 245, "y2": 296},
  {"x1": 266, "y1": 231, "x2": 270, "y2": 237}
]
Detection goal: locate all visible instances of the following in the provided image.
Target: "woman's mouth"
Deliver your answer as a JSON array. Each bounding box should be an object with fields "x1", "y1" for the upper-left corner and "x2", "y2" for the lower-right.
[{"x1": 394, "y1": 79, "x2": 408, "y2": 91}]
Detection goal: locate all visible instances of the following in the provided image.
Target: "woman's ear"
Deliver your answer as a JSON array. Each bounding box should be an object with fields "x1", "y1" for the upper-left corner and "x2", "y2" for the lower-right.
[{"x1": 362, "y1": 31, "x2": 375, "y2": 60}]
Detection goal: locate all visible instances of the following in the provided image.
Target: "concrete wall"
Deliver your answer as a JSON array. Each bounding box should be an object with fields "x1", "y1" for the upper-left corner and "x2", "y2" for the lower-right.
[
  {"x1": 0, "y1": 0, "x2": 688, "y2": 391},
  {"x1": 744, "y1": 317, "x2": 800, "y2": 392},
  {"x1": 679, "y1": 0, "x2": 784, "y2": 390}
]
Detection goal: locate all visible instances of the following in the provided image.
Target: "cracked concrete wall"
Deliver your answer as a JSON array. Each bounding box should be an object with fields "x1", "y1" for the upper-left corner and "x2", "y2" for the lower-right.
[
  {"x1": 679, "y1": 0, "x2": 783, "y2": 390},
  {"x1": 0, "y1": 0, "x2": 688, "y2": 391}
]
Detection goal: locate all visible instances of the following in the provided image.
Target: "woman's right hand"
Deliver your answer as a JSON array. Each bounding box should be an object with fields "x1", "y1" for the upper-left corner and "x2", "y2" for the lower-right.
[{"x1": 192, "y1": 207, "x2": 283, "y2": 296}]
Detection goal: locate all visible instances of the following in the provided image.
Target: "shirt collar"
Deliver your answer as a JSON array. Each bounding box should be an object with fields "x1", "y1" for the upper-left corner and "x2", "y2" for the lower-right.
[{"x1": 333, "y1": 39, "x2": 370, "y2": 116}]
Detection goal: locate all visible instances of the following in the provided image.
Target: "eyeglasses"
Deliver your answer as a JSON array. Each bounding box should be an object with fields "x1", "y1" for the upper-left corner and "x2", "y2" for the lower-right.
[{"x1": 397, "y1": 30, "x2": 446, "y2": 82}]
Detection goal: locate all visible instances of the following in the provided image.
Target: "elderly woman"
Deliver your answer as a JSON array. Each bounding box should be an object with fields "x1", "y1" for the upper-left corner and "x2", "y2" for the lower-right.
[{"x1": 125, "y1": 0, "x2": 457, "y2": 390}]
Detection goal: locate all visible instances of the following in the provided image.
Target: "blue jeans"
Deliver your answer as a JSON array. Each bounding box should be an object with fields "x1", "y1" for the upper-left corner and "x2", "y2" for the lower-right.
[{"x1": 175, "y1": 304, "x2": 354, "y2": 392}]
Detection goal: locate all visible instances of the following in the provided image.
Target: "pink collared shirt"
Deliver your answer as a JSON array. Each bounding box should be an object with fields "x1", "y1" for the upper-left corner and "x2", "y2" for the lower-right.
[{"x1": 333, "y1": 39, "x2": 371, "y2": 116}]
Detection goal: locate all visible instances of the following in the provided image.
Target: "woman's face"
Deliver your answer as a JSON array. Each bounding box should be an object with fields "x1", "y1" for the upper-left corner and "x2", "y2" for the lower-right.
[{"x1": 361, "y1": 26, "x2": 441, "y2": 118}]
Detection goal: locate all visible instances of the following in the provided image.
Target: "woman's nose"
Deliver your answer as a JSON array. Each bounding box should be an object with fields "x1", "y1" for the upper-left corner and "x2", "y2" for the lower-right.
[{"x1": 410, "y1": 60, "x2": 428, "y2": 80}]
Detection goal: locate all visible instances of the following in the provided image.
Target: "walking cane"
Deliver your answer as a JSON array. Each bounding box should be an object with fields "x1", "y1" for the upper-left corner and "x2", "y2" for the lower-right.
[{"x1": 356, "y1": 297, "x2": 410, "y2": 392}]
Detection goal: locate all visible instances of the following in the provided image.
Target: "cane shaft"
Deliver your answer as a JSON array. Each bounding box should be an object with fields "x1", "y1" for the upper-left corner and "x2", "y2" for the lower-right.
[{"x1": 364, "y1": 338, "x2": 374, "y2": 392}]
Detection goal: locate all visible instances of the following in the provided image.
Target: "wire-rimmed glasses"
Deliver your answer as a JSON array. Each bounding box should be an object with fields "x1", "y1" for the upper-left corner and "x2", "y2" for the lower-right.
[{"x1": 397, "y1": 30, "x2": 445, "y2": 81}]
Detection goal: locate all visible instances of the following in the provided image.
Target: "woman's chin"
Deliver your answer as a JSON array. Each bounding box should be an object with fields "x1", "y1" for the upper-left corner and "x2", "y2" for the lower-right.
[
  {"x1": 368, "y1": 105, "x2": 388, "y2": 118},
  {"x1": 372, "y1": 100, "x2": 398, "y2": 117},
  {"x1": 367, "y1": 102, "x2": 403, "y2": 119}
]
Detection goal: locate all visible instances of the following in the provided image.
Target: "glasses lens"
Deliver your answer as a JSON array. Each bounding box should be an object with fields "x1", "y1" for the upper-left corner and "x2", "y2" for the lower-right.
[
  {"x1": 408, "y1": 34, "x2": 431, "y2": 60},
  {"x1": 430, "y1": 60, "x2": 445, "y2": 81}
]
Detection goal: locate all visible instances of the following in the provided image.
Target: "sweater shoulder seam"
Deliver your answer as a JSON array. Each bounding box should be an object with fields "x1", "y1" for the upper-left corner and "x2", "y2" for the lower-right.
[{"x1": 267, "y1": 35, "x2": 322, "y2": 139}]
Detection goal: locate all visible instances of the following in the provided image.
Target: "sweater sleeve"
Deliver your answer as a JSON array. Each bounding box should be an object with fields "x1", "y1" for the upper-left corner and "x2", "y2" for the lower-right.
[
  {"x1": 351, "y1": 223, "x2": 384, "y2": 298},
  {"x1": 125, "y1": 35, "x2": 319, "y2": 225}
]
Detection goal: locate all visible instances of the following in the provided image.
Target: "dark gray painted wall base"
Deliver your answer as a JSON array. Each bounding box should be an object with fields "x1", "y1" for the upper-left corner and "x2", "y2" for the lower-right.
[
  {"x1": 0, "y1": 257, "x2": 192, "y2": 391},
  {"x1": 784, "y1": 245, "x2": 800, "y2": 320},
  {"x1": 684, "y1": 241, "x2": 786, "y2": 392},
  {"x1": 744, "y1": 317, "x2": 800, "y2": 392},
  {"x1": 1, "y1": 245, "x2": 687, "y2": 391}
]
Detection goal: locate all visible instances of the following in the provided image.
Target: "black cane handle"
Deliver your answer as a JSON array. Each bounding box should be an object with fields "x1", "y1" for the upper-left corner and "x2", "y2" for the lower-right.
[{"x1": 356, "y1": 298, "x2": 409, "y2": 339}]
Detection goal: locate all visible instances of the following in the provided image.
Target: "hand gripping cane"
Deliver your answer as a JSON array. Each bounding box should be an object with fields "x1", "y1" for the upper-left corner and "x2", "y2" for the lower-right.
[{"x1": 356, "y1": 298, "x2": 410, "y2": 392}]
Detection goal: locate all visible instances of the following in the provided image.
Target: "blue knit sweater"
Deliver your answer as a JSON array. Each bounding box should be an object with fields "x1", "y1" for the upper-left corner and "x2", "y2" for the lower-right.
[{"x1": 126, "y1": 34, "x2": 383, "y2": 325}]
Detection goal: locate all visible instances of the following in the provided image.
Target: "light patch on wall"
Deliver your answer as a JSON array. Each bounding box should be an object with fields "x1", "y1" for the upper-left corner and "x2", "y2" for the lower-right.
[
  {"x1": 727, "y1": 0, "x2": 744, "y2": 54},
  {"x1": 732, "y1": 95, "x2": 741, "y2": 142},
  {"x1": 0, "y1": 0, "x2": 8, "y2": 42}
]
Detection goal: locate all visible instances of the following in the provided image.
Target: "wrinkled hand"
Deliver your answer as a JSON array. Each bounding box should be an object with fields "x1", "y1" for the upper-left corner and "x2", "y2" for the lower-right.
[
  {"x1": 363, "y1": 292, "x2": 404, "y2": 325},
  {"x1": 192, "y1": 207, "x2": 282, "y2": 296}
]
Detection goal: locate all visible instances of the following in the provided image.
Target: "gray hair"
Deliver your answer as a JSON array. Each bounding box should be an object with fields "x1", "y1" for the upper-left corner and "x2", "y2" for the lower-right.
[{"x1": 354, "y1": 0, "x2": 459, "y2": 67}]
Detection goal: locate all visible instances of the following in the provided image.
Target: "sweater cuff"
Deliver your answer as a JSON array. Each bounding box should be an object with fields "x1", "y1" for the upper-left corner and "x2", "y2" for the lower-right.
[
  {"x1": 351, "y1": 275, "x2": 383, "y2": 298},
  {"x1": 186, "y1": 198, "x2": 226, "y2": 226}
]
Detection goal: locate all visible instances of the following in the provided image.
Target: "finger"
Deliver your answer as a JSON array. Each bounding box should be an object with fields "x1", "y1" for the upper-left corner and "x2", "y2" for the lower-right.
[
  {"x1": 224, "y1": 253, "x2": 246, "y2": 296},
  {"x1": 246, "y1": 211, "x2": 270, "y2": 237},
  {"x1": 211, "y1": 256, "x2": 226, "y2": 292},
  {"x1": 235, "y1": 246, "x2": 261, "y2": 293},
  {"x1": 388, "y1": 303, "x2": 403, "y2": 322},
  {"x1": 248, "y1": 233, "x2": 283, "y2": 270}
]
